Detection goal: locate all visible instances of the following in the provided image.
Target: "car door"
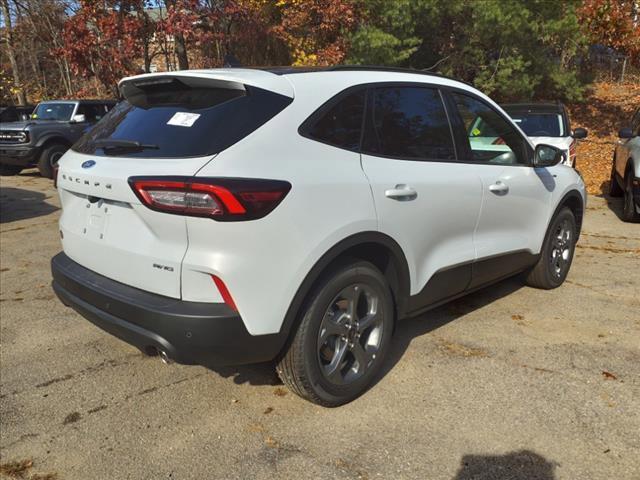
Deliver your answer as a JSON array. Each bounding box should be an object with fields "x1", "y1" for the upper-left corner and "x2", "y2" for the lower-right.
[
  {"x1": 446, "y1": 91, "x2": 553, "y2": 288},
  {"x1": 616, "y1": 108, "x2": 640, "y2": 177},
  {"x1": 360, "y1": 84, "x2": 483, "y2": 312}
]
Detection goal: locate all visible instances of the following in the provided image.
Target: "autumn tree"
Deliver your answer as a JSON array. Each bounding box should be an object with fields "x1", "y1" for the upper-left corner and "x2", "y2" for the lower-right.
[
  {"x1": 273, "y1": 0, "x2": 359, "y2": 65},
  {"x1": 59, "y1": 0, "x2": 145, "y2": 95},
  {"x1": 578, "y1": 0, "x2": 640, "y2": 61},
  {"x1": 1, "y1": 0, "x2": 26, "y2": 104}
]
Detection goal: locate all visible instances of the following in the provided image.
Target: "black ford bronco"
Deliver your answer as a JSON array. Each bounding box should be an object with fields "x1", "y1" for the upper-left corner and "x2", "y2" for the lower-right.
[{"x1": 0, "y1": 99, "x2": 116, "y2": 178}]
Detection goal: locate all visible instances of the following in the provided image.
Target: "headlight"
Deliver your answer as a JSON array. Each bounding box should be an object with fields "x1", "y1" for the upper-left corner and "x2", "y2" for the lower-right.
[{"x1": 0, "y1": 130, "x2": 29, "y2": 143}]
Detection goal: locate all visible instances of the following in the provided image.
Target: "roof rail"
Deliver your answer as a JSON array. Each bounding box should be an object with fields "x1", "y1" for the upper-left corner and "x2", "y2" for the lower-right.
[{"x1": 326, "y1": 65, "x2": 474, "y2": 87}]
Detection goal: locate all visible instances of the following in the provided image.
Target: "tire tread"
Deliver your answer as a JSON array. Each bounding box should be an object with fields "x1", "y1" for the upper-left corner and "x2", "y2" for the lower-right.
[{"x1": 276, "y1": 260, "x2": 391, "y2": 407}]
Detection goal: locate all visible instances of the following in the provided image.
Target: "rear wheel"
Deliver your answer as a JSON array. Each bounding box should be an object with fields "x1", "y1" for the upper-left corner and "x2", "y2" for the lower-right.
[
  {"x1": 622, "y1": 172, "x2": 640, "y2": 223},
  {"x1": 38, "y1": 143, "x2": 68, "y2": 179},
  {"x1": 276, "y1": 261, "x2": 394, "y2": 406},
  {"x1": 0, "y1": 164, "x2": 23, "y2": 176},
  {"x1": 525, "y1": 207, "x2": 577, "y2": 289},
  {"x1": 609, "y1": 159, "x2": 624, "y2": 197}
]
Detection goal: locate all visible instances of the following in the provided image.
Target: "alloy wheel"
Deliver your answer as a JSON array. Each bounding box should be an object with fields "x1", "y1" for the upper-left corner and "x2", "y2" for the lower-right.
[
  {"x1": 549, "y1": 219, "x2": 572, "y2": 277},
  {"x1": 49, "y1": 151, "x2": 64, "y2": 168},
  {"x1": 317, "y1": 284, "x2": 384, "y2": 385}
]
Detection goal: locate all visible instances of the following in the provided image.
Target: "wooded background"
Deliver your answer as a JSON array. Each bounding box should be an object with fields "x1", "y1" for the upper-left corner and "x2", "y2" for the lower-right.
[{"x1": 1, "y1": 0, "x2": 639, "y2": 105}]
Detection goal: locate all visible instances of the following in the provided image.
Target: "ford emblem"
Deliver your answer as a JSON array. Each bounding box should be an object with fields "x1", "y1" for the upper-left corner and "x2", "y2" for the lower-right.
[{"x1": 82, "y1": 160, "x2": 96, "y2": 169}]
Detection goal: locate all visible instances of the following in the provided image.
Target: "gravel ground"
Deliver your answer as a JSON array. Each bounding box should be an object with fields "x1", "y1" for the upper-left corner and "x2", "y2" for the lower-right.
[{"x1": 1, "y1": 172, "x2": 639, "y2": 480}]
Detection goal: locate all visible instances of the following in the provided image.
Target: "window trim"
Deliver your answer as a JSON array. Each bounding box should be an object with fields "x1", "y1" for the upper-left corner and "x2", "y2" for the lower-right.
[
  {"x1": 298, "y1": 84, "x2": 369, "y2": 153},
  {"x1": 442, "y1": 87, "x2": 534, "y2": 167},
  {"x1": 298, "y1": 80, "x2": 534, "y2": 167}
]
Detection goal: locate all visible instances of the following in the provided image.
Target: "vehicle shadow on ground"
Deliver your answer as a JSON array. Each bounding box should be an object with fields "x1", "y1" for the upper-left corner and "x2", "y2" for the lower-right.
[
  {"x1": 0, "y1": 186, "x2": 59, "y2": 224},
  {"x1": 206, "y1": 361, "x2": 282, "y2": 386},
  {"x1": 204, "y1": 276, "x2": 524, "y2": 388},
  {"x1": 453, "y1": 450, "x2": 556, "y2": 480},
  {"x1": 376, "y1": 277, "x2": 524, "y2": 385},
  {"x1": 598, "y1": 189, "x2": 628, "y2": 222}
]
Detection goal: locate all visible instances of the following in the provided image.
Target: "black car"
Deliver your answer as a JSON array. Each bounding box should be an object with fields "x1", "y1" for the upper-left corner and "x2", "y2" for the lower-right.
[
  {"x1": 0, "y1": 104, "x2": 35, "y2": 123},
  {"x1": 0, "y1": 99, "x2": 116, "y2": 178}
]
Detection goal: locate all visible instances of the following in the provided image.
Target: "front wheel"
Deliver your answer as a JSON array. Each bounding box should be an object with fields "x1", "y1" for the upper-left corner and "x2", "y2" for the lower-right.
[
  {"x1": 37, "y1": 143, "x2": 68, "y2": 179},
  {"x1": 609, "y1": 159, "x2": 624, "y2": 197},
  {"x1": 276, "y1": 261, "x2": 394, "y2": 406},
  {"x1": 525, "y1": 207, "x2": 577, "y2": 289},
  {"x1": 622, "y1": 173, "x2": 640, "y2": 223}
]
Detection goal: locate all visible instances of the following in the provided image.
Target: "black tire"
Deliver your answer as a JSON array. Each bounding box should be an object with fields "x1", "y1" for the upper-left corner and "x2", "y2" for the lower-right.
[
  {"x1": 622, "y1": 172, "x2": 640, "y2": 223},
  {"x1": 0, "y1": 164, "x2": 23, "y2": 176},
  {"x1": 525, "y1": 207, "x2": 577, "y2": 290},
  {"x1": 276, "y1": 260, "x2": 394, "y2": 407},
  {"x1": 609, "y1": 159, "x2": 624, "y2": 197},
  {"x1": 37, "y1": 143, "x2": 68, "y2": 179}
]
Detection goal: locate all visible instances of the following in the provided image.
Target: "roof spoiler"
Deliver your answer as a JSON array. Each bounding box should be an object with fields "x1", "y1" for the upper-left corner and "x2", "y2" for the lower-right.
[{"x1": 119, "y1": 69, "x2": 294, "y2": 99}]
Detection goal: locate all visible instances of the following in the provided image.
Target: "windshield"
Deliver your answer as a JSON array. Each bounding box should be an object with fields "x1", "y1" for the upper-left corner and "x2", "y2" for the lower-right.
[
  {"x1": 507, "y1": 113, "x2": 564, "y2": 137},
  {"x1": 32, "y1": 103, "x2": 75, "y2": 121},
  {"x1": 73, "y1": 79, "x2": 292, "y2": 158}
]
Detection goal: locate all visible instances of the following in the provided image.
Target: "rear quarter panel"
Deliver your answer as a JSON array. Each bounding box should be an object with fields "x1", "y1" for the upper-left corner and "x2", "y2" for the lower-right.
[{"x1": 182, "y1": 74, "x2": 378, "y2": 335}]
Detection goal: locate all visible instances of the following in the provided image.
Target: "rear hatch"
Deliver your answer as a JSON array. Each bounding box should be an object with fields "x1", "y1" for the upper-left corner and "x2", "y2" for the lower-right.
[{"x1": 57, "y1": 70, "x2": 293, "y2": 298}]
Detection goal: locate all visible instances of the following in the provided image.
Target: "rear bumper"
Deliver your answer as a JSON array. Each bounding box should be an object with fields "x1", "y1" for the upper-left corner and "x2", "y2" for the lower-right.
[
  {"x1": 51, "y1": 252, "x2": 283, "y2": 366},
  {"x1": 0, "y1": 145, "x2": 38, "y2": 166}
]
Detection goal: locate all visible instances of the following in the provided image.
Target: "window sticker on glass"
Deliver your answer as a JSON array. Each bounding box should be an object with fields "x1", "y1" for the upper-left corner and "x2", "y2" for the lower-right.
[{"x1": 167, "y1": 112, "x2": 201, "y2": 127}]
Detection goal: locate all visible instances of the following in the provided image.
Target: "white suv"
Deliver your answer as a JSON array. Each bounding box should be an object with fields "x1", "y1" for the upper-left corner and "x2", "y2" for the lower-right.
[{"x1": 51, "y1": 67, "x2": 586, "y2": 406}]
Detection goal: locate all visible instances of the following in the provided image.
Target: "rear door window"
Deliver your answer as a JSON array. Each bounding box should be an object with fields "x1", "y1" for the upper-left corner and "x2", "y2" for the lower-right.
[
  {"x1": 303, "y1": 89, "x2": 366, "y2": 151},
  {"x1": 362, "y1": 86, "x2": 456, "y2": 161},
  {"x1": 73, "y1": 77, "x2": 292, "y2": 158}
]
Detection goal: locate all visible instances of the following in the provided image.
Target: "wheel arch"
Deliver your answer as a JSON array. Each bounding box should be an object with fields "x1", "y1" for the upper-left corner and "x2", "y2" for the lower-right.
[
  {"x1": 553, "y1": 189, "x2": 584, "y2": 241},
  {"x1": 274, "y1": 232, "x2": 411, "y2": 357},
  {"x1": 35, "y1": 134, "x2": 72, "y2": 150}
]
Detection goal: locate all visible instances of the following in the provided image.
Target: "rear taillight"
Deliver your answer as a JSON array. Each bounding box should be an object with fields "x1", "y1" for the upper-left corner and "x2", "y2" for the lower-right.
[{"x1": 129, "y1": 177, "x2": 291, "y2": 221}]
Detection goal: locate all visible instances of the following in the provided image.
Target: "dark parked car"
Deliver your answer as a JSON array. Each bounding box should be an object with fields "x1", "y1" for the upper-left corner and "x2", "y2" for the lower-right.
[
  {"x1": 0, "y1": 104, "x2": 35, "y2": 123},
  {"x1": 0, "y1": 99, "x2": 116, "y2": 178}
]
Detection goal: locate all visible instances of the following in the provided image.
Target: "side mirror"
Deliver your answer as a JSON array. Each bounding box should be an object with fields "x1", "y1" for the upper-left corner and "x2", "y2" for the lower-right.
[
  {"x1": 572, "y1": 127, "x2": 588, "y2": 139},
  {"x1": 71, "y1": 114, "x2": 86, "y2": 123},
  {"x1": 618, "y1": 127, "x2": 633, "y2": 139},
  {"x1": 534, "y1": 144, "x2": 564, "y2": 168}
]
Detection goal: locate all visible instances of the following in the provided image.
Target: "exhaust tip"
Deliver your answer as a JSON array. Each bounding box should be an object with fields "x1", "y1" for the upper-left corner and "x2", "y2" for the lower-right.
[{"x1": 159, "y1": 350, "x2": 173, "y2": 365}]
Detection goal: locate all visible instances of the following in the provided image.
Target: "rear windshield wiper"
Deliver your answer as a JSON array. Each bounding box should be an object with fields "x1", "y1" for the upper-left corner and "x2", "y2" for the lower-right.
[{"x1": 94, "y1": 139, "x2": 159, "y2": 153}]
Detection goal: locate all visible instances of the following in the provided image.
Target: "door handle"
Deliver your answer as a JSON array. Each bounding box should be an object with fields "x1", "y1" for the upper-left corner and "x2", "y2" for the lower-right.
[
  {"x1": 488, "y1": 181, "x2": 509, "y2": 195},
  {"x1": 385, "y1": 184, "x2": 417, "y2": 201}
]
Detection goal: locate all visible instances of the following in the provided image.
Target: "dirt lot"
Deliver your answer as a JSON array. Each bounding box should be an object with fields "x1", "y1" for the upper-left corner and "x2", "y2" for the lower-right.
[{"x1": 0, "y1": 173, "x2": 639, "y2": 480}]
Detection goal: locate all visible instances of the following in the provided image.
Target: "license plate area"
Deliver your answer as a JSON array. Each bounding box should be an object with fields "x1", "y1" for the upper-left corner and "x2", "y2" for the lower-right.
[{"x1": 84, "y1": 199, "x2": 109, "y2": 241}]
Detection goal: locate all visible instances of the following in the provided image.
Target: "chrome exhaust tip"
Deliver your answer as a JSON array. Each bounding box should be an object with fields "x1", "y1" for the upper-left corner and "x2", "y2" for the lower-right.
[{"x1": 159, "y1": 350, "x2": 173, "y2": 365}]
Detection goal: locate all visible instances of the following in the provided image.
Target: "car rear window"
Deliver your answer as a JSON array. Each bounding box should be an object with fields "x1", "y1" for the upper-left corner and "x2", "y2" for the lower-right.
[
  {"x1": 508, "y1": 113, "x2": 564, "y2": 137},
  {"x1": 73, "y1": 77, "x2": 292, "y2": 158}
]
